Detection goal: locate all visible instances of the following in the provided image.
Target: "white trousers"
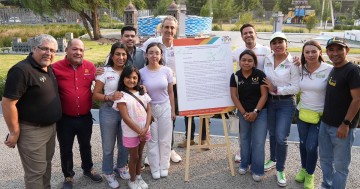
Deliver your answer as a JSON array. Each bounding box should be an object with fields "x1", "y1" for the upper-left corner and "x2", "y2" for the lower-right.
[{"x1": 147, "y1": 100, "x2": 173, "y2": 172}]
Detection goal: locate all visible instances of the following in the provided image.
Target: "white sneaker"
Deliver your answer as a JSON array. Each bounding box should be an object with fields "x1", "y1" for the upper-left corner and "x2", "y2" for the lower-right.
[
  {"x1": 264, "y1": 160, "x2": 276, "y2": 172},
  {"x1": 144, "y1": 156, "x2": 149, "y2": 166},
  {"x1": 234, "y1": 150, "x2": 241, "y2": 163},
  {"x1": 114, "y1": 166, "x2": 130, "y2": 180},
  {"x1": 151, "y1": 170, "x2": 160, "y2": 180},
  {"x1": 136, "y1": 175, "x2": 148, "y2": 189},
  {"x1": 160, "y1": 169, "x2": 168, "y2": 177},
  {"x1": 103, "y1": 174, "x2": 119, "y2": 189},
  {"x1": 238, "y1": 167, "x2": 247, "y2": 175},
  {"x1": 252, "y1": 174, "x2": 262, "y2": 182},
  {"x1": 128, "y1": 180, "x2": 141, "y2": 189},
  {"x1": 276, "y1": 171, "x2": 287, "y2": 187},
  {"x1": 170, "y1": 150, "x2": 182, "y2": 163}
]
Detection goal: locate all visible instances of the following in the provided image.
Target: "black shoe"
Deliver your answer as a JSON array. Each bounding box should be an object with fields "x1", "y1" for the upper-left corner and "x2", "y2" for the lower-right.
[
  {"x1": 62, "y1": 177, "x2": 74, "y2": 189},
  {"x1": 84, "y1": 169, "x2": 103, "y2": 182}
]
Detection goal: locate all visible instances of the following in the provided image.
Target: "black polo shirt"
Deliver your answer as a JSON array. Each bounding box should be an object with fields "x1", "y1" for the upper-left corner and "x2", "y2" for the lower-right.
[
  {"x1": 3, "y1": 53, "x2": 62, "y2": 125},
  {"x1": 230, "y1": 68, "x2": 267, "y2": 112}
]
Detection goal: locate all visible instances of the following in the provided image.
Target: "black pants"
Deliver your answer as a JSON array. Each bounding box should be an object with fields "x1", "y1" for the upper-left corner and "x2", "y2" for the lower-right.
[
  {"x1": 57, "y1": 113, "x2": 94, "y2": 178},
  {"x1": 184, "y1": 116, "x2": 207, "y2": 140}
]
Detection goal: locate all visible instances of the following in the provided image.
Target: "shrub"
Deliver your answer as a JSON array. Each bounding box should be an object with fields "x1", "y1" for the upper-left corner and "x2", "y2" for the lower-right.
[
  {"x1": 212, "y1": 25, "x2": 222, "y2": 31},
  {"x1": 0, "y1": 75, "x2": 6, "y2": 100}
]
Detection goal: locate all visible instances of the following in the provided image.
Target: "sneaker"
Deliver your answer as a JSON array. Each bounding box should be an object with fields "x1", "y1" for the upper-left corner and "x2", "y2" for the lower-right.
[
  {"x1": 114, "y1": 166, "x2": 130, "y2": 180},
  {"x1": 234, "y1": 150, "x2": 241, "y2": 163},
  {"x1": 201, "y1": 140, "x2": 210, "y2": 151},
  {"x1": 136, "y1": 175, "x2": 148, "y2": 189},
  {"x1": 160, "y1": 169, "x2": 168, "y2": 177},
  {"x1": 238, "y1": 167, "x2": 247, "y2": 175},
  {"x1": 177, "y1": 139, "x2": 196, "y2": 148},
  {"x1": 264, "y1": 160, "x2": 276, "y2": 171},
  {"x1": 276, "y1": 171, "x2": 287, "y2": 187},
  {"x1": 62, "y1": 177, "x2": 74, "y2": 189},
  {"x1": 170, "y1": 149, "x2": 182, "y2": 163},
  {"x1": 304, "y1": 173, "x2": 314, "y2": 189},
  {"x1": 103, "y1": 174, "x2": 119, "y2": 189},
  {"x1": 151, "y1": 170, "x2": 160, "y2": 180},
  {"x1": 144, "y1": 156, "x2": 149, "y2": 166},
  {"x1": 84, "y1": 169, "x2": 103, "y2": 182},
  {"x1": 128, "y1": 180, "x2": 141, "y2": 189},
  {"x1": 295, "y1": 168, "x2": 307, "y2": 183},
  {"x1": 252, "y1": 174, "x2": 262, "y2": 182}
]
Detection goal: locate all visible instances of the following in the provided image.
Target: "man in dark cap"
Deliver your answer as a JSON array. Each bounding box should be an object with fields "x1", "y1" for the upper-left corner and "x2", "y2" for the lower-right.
[{"x1": 318, "y1": 37, "x2": 360, "y2": 189}]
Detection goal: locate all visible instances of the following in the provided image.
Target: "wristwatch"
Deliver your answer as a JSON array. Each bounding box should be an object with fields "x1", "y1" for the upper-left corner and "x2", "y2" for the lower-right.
[
  {"x1": 253, "y1": 109, "x2": 260, "y2": 114},
  {"x1": 343, "y1": 119, "x2": 352, "y2": 125}
]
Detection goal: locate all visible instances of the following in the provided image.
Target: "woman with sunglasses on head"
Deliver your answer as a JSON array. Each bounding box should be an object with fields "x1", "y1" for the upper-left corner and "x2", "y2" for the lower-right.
[{"x1": 92, "y1": 42, "x2": 130, "y2": 188}]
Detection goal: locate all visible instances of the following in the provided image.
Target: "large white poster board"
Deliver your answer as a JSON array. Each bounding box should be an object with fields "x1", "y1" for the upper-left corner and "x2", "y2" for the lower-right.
[{"x1": 173, "y1": 36, "x2": 235, "y2": 116}]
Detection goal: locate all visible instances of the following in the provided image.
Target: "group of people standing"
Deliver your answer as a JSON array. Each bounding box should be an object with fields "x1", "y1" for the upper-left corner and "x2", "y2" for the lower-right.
[
  {"x1": 2, "y1": 17, "x2": 359, "y2": 189},
  {"x1": 230, "y1": 24, "x2": 360, "y2": 189}
]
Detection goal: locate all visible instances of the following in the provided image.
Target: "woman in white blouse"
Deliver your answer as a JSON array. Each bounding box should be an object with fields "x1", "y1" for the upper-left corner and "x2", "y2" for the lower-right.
[{"x1": 262, "y1": 32, "x2": 300, "y2": 187}]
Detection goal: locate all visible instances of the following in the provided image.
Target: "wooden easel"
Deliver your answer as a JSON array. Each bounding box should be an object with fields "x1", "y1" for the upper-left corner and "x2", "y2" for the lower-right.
[{"x1": 184, "y1": 107, "x2": 235, "y2": 181}]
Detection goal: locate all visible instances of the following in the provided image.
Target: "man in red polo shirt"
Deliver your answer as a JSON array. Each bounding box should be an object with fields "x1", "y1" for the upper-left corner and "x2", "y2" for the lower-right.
[{"x1": 52, "y1": 38, "x2": 102, "y2": 189}]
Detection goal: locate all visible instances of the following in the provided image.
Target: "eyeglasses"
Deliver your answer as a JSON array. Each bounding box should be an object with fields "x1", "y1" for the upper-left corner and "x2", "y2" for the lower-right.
[{"x1": 37, "y1": 46, "x2": 57, "y2": 54}]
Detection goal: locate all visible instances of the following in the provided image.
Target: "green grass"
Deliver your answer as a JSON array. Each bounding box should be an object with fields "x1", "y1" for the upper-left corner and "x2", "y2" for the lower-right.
[{"x1": 0, "y1": 40, "x2": 111, "y2": 75}]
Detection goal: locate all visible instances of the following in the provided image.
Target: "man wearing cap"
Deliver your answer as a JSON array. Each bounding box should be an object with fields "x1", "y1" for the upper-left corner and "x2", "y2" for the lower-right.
[{"x1": 318, "y1": 37, "x2": 360, "y2": 189}]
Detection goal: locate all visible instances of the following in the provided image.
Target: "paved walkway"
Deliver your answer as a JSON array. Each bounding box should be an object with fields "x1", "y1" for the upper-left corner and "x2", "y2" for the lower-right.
[{"x1": 1, "y1": 116, "x2": 359, "y2": 189}]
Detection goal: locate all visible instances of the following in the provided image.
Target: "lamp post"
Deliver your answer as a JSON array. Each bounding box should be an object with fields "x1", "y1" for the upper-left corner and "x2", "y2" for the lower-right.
[{"x1": 109, "y1": 0, "x2": 112, "y2": 25}]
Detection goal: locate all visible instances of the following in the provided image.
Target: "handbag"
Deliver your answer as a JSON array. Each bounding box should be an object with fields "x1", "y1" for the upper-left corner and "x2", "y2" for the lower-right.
[
  {"x1": 299, "y1": 108, "x2": 321, "y2": 124},
  {"x1": 227, "y1": 112, "x2": 240, "y2": 134},
  {"x1": 122, "y1": 90, "x2": 155, "y2": 124}
]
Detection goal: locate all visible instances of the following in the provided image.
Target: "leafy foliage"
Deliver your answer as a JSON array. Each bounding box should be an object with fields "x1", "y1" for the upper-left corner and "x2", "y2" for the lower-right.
[{"x1": 304, "y1": 15, "x2": 318, "y2": 33}]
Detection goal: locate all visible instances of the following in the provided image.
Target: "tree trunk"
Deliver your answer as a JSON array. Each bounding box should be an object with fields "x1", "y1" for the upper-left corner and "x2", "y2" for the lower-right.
[
  {"x1": 79, "y1": 12, "x2": 93, "y2": 40},
  {"x1": 91, "y1": 5, "x2": 101, "y2": 40}
]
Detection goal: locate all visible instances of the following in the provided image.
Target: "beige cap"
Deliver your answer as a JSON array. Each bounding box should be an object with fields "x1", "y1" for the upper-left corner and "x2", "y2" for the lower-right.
[{"x1": 270, "y1": 32, "x2": 287, "y2": 43}]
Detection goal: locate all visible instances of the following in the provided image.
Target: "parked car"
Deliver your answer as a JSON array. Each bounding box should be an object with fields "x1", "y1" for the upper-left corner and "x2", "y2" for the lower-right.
[{"x1": 8, "y1": 17, "x2": 21, "y2": 23}]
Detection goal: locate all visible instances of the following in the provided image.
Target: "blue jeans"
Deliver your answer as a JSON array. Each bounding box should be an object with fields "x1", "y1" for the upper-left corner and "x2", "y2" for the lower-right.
[
  {"x1": 267, "y1": 97, "x2": 296, "y2": 171},
  {"x1": 239, "y1": 110, "x2": 267, "y2": 175},
  {"x1": 296, "y1": 110, "x2": 320, "y2": 174},
  {"x1": 319, "y1": 121, "x2": 355, "y2": 189},
  {"x1": 99, "y1": 104, "x2": 128, "y2": 174}
]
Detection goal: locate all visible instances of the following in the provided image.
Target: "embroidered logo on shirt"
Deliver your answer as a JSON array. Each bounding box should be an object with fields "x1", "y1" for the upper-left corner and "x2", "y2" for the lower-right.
[
  {"x1": 252, "y1": 77, "x2": 259, "y2": 84},
  {"x1": 84, "y1": 69, "x2": 92, "y2": 76},
  {"x1": 328, "y1": 76, "x2": 336, "y2": 86},
  {"x1": 39, "y1": 76, "x2": 46, "y2": 82},
  {"x1": 106, "y1": 76, "x2": 115, "y2": 81}
]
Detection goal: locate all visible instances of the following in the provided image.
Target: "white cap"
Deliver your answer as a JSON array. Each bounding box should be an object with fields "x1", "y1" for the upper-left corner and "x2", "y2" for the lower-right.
[{"x1": 270, "y1": 32, "x2": 287, "y2": 43}]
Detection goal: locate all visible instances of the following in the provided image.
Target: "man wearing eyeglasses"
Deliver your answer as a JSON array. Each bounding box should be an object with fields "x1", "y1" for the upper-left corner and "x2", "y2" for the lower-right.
[
  {"x1": 52, "y1": 38, "x2": 102, "y2": 189},
  {"x1": 2, "y1": 34, "x2": 62, "y2": 188}
]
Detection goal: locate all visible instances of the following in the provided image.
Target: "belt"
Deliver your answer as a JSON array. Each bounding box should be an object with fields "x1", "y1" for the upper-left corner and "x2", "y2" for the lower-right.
[
  {"x1": 19, "y1": 120, "x2": 52, "y2": 127},
  {"x1": 268, "y1": 94, "x2": 294, "y2": 100}
]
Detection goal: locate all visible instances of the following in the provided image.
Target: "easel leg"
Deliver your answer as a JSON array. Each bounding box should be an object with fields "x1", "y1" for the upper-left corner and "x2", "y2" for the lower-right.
[
  {"x1": 198, "y1": 117, "x2": 204, "y2": 152},
  {"x1": 185, "y1": 116, "x2": 192, "y2": 181},
  {"x1": 221, "y1": 113, "x2": 235, "y2": 176}
]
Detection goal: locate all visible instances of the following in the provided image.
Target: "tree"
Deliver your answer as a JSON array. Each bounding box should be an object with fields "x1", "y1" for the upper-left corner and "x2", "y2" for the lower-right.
[
  {"x1": 273, "y1": 0, "x2": 292, "y2": 14},
  {"x1": 235, "y1": 11, "x2": 253, "y2": 27},
  {"x1": 304, "y1": 15, "x2": 318, "y2": 33},
  {"x1": 17, "y1": 0, "x2": 107, "y2": 40},
  {"x1": 199, "y1": 2, "x2": 210, "y2": 17},
  {"x1": 186, "y1": 0, "x2": 207, "y2": 15},
  {"x1": 212, "y1": 0, "x2": 238, "y2": 29},
  {"x1": 153, "y1": 0, "x2": 172, "y2": 16},
  {"x1": 353, "y1": 0, "x2": 360, "y2": 19}
]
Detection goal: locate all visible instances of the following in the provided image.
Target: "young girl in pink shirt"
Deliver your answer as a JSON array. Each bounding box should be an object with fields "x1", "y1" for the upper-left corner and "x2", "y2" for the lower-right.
[{"x1": 113, "y1": 65, "x2": 152, "y2": 189}]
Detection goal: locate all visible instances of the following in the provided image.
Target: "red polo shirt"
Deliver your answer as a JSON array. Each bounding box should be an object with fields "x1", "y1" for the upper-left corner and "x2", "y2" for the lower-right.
[{"x1": 52, "y1": 57, "x2": 95, "y2": 117}]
